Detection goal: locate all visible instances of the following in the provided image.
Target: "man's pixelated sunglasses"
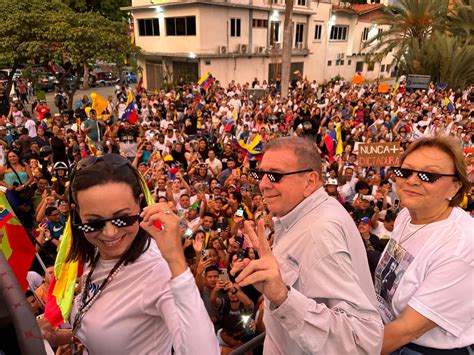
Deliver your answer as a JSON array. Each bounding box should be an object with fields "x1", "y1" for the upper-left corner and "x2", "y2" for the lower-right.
[
  {"x1": 392, "y1": 167, "x2": 456, "y2": 183},
  {"x1": 249, "y1": 169, "x2": 313, "y2": 183}
]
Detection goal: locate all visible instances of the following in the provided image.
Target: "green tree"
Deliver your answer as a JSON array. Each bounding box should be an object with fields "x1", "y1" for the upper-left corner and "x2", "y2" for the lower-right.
[
  {"x1": 364, "y1": 0, "x2": 473, "y2": 89},
  {"x1": 62, "y1": 0, "x2": 131, "y2": 21},
  {"x1": 55, "y1": 11, "x2": 138, "y2": 108},
  {"x1": 0, "y1": 0, "x2": 71, "y2": 102}
]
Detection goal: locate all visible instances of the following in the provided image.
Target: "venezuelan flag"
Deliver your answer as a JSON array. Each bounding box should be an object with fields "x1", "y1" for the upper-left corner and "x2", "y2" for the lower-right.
[
  {"x1": 238, "y1": 134, "x2": 263, "y2": 159},
  {"x1": 197, "y1": 72, "x2": 215, "y2": 90},
  {"x1": 0, "y1": 193, "x2": 36, "y2": 292},
  {"x1": 44, "y1": 219, "x2": 80, "y2": 327},
  {"x1": 121, "y1": 90, "x2": 138, "y2": 124}
]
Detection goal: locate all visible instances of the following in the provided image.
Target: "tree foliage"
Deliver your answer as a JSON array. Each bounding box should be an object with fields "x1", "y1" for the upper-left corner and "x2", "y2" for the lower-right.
[
  {"x1": 62, "y1": 0, "x2": 131, "y2": 22},
  {"x1": 364, "y1": 0, "x2": 474, "y2": 89},
  {"x1": 0, "y1": 0, "x2": 137, "y2": 106},
  {"x1": 0, "y1": 0, "x2": 71, "y2": 94}
]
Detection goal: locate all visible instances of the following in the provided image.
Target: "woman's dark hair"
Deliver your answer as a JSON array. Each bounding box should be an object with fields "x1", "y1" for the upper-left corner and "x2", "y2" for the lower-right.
[
  {"x1": 355, "y1": 180, "x2": 370, "y2": 193},
  {"x1": 5, "y1": 150, "x2": 26, "y2": 169},
  {"x1": 66, "y1": 158, "x2": 150, "y2": 265}
]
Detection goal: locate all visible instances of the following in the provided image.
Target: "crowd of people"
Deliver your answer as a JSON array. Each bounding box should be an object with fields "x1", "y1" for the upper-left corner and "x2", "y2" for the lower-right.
[{"x1": 1, "y1": 75, "x2": 473, "y2": 354}]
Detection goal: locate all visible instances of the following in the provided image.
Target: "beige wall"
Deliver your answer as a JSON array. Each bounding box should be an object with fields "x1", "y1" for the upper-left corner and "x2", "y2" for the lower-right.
[{"x1": 131, "y1": 0, "x2": 394, "y2": 86}]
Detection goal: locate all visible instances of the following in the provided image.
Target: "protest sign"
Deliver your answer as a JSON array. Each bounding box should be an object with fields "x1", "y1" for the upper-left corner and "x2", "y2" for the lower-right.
[{"x1": 358, "y1": 142, "x2": 401, "y2": 167}]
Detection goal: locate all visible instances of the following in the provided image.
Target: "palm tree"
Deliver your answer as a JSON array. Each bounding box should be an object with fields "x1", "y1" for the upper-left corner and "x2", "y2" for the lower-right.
[
  {"x1": 447, "y1": 0, "x2": 474, "y2": 44},
  {"x1": 280, "y1": 0, "x2": 293, "y2": 98},
  {"x1": 364, "y1": 0, "x2": 474, "y2": 89},
  {"x1": 364, "y1": 0, "x2": 450, "y2": 63}
]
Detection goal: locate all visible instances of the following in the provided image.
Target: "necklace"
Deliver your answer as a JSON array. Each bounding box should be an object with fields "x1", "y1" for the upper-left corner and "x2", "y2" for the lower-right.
[
  {"x1": 397, "y1": 206, "x2": 453, "y2": 247},
  {"x1": 72, "y1": 252, "x2": 124, "y2": 335},
  {"x1": 396, "y1": 220, "x2": 429, "y2": 247}
]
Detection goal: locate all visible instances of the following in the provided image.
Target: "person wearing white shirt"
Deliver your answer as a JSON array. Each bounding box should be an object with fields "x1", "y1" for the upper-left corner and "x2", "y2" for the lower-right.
[
  {"x1": 205, "y1": 149, "x2": 222, "y2": 178},
  {"x1": 24, "y1": 117, "x2": 37, "y2": 138}
]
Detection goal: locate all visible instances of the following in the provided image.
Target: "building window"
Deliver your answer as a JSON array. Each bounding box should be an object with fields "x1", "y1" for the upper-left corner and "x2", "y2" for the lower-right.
[
  {"x1": 362, "y1": 27, "x2": 369, "y2": 41},
  {"x1": 367, "y1": 62, "x2": 375, "y2": 71},
  {"x1": 386, "y1": 65, "x2": 391, "y2": 72},
  {"x1": 252, "y1": 19, "x2": 268, "y2": 28},
  {"x1": 377, "y1": 28, "x2": 383, "y2": 39},
  {"x1": 295, "y1": 23, "x2": 304, "y2": 46},
  {"x1": 329, "y1": 25, "x2": 348, "y2": 41},
  {"x1": 355, "y1": 61, "x2": 364, "y2": 72},
  {"x1": 165, "y1": 16, "x2": 196, "y2": 36},
  {"x1": 314, "y1": 24, "x2": 322, "y2": 40},
  {"x1": 327, "y1": 60, "x2": 332, "y2": 66},
  {"x1": 348, "y1": 59, "x2": 352, "y2": 65},
  {"x1": 270, "y1": 21, "x2": 280, "y2": 45},
  {"x1": 138, "y1": 19, "x2": 160, "y2": 36},
  {"x1": 230, "y1": 18, "x2": 241, "y2": 37},
  {"x1": 381, "y1": 64, "x2": 385, "y2": 72},
  {"x1": 296, "y1": 0, "x2": 306, "y2": 5}
]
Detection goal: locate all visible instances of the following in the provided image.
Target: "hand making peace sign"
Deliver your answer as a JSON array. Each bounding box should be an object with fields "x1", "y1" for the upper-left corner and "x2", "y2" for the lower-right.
[{"x1": 236, "y1": 219, "x2": 289, "y2": 307}]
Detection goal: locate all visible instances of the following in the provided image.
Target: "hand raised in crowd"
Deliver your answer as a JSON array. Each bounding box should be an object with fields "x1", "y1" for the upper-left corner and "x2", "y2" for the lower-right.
[
  {"x1": 230, "y1": 257, "x2": 250, "y2": 277},
  {"x1": 192, "y1": 232, "x2": 205, "y2": 254},
  {"x1": 236, "y1": 220, "x2": 288, "y2": 307}
]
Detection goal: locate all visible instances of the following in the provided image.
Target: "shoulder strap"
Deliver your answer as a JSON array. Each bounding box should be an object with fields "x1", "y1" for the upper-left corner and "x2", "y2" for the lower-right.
[{"x1": 9, "y1": 165, "x2": 24, "y2": 185}]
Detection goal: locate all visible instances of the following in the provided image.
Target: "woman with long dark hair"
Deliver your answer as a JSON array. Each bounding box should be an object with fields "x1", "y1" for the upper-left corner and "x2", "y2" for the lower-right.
[{"x1": 38, "y1": 154, "x2": 219, "y2": 354}]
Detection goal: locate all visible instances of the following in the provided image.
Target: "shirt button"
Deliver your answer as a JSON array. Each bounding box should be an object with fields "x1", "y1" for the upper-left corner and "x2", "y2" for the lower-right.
[{"x1": 280, "y1": 316, "x2": 286, "y2": 320}]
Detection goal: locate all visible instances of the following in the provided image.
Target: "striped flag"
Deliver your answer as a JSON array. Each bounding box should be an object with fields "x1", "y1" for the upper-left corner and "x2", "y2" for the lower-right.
[
  {"x1": 121, "y1": 90, "x2": 138, "y2": 124},
  {"x1": 0, "y1": 193, "x2": 36, "y2": 292},
  {"x1": 197, "y1": 72, "x2": 215, "y2": 90}
]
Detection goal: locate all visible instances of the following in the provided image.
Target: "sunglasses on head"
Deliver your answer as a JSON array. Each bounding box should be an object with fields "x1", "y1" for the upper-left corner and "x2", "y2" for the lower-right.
[
  {"x1": 392, "y1": 167, "x2": 456, "y2": 183},
  {"x1": 73, "y1": 215, "x2": 140, "y2": 234},
  {"x1": 69, "y1": 154, "x2": 135, "y2": 201},
  {"x1": 249, "y1": 168, "x2": 313, "y2": 183}
]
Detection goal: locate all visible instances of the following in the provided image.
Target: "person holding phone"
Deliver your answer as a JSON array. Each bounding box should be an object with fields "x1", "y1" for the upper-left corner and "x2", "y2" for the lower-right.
[{"x1": 38, "y1": 154, "x2": 219, "y2": 354}]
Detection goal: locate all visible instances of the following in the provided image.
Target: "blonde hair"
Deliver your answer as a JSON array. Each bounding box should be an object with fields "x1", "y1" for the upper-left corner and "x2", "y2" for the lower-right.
[{"x1": 400, "y1": 137, "x2": 468, "y2": 206}]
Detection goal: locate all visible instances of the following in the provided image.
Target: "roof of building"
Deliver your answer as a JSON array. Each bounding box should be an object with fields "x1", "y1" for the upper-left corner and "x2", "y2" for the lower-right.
[{"x1": 333, "y1": 3, "x2": 385, "y2": 16}]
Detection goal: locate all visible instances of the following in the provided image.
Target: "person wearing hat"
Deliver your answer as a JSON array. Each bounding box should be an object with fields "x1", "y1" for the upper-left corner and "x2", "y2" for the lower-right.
[
  {"x1": 324, "y1": 177, "x2": 345, "y2": 205},
  {"x1": 358, "y1": 217, "x2": 384, "y2": 274}
]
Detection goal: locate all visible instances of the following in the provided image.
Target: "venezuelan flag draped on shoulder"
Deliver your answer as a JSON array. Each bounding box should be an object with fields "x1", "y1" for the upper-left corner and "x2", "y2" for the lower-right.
[
  {"x1": 44, "y1": 218, "x2": 82, "y2": 327},
  {"x1": 0, "y1": 192, "x2": 36, "y2": 292}
]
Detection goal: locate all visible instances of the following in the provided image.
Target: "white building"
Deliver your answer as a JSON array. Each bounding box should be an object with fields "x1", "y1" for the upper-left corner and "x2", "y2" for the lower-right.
[{"x1": 122, "y1": 0, "x2": 395, "y2": 90}]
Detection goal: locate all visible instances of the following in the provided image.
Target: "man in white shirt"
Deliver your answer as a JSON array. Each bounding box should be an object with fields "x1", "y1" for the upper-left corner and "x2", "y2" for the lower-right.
[
  {"x1": 205, "y1": 149, "x2": 222, "y2": 178},
  {"x1": 237, "y1": 136, "x2": 383, "y2": 354},
  {"x1": 24, "y1": 115, "x2": 37, "y2": 138}
]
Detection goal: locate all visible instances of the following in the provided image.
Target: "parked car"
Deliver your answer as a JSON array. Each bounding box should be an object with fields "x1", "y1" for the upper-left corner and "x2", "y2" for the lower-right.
[
  {"x1": 122, "y1": 70, "x2": 137, "y2": 84},
  {"x1": 94, "y1": 72, "x2": 119, "y2": 86},
  {"x1": 36, "y1": 72, "x2": 59, "y2": 92}
]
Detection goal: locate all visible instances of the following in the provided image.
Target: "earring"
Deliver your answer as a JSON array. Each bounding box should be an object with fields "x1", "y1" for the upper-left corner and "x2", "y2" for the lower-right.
[{"x1": 447, "y1": 197, "x2": 453, "y2": 201}]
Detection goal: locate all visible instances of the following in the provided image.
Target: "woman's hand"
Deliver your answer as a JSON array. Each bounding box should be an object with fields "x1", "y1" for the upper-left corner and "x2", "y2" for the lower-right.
[
  {"x1": 192, "y1": 233, "x2": 204, "y2": 254},
  {"x1": 140, "y1": 203, "x2": 187, "y2": 278},
  {"x1": 37, "y1": 316, "x2": 57, "y2": 345}
]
